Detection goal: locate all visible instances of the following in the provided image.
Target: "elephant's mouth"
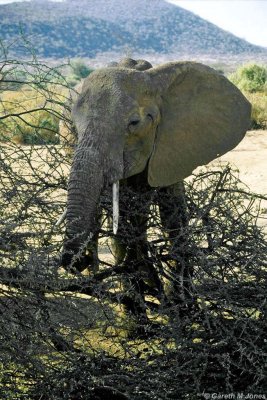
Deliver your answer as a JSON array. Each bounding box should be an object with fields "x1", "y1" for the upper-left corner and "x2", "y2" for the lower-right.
[
  {"x1": 123, "y1": 130, "x2": 158, "y2": 181},
  {"x1": 114, "y1": 156, "x2": 152, "y2": 235},
  {"x1": 123, "y1": 150, "x2": 150, "y2": 177}
]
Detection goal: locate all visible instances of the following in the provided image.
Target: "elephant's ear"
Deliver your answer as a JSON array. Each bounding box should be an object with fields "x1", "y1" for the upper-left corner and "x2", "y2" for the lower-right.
[{"x1": 147, "y1": 62, "x2": 251, "y2": 187}]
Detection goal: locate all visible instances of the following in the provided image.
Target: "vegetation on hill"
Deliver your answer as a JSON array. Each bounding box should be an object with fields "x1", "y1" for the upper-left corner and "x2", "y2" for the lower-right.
[{"x1": 0, "y1": 0, "x2": 266, "y2": 59}]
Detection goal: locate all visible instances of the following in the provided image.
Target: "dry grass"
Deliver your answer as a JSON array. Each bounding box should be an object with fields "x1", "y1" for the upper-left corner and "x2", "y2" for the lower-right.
[
  {"x1": 0, "y1": 86, "x2": 68, "y2": 144},
  {"x1": 245, "y1": 91, "x2": 267, "y2": 129}
]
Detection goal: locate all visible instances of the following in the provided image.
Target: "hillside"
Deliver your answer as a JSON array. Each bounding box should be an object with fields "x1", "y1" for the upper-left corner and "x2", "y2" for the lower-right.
[{"x1": 0, "y1": 0, "x2": 266, "y2": 59}]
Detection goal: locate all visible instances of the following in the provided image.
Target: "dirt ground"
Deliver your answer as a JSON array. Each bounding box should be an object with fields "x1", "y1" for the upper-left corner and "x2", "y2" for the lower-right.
[
  {"x1": 214, "y1": 130, "x2": 267, "y2": 194},
  {"x1": 192, "y1": 129, "x2": 267, "y2": 232}
]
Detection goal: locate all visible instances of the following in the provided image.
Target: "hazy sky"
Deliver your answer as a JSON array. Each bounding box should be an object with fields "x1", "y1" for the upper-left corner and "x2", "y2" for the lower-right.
[
  {"x1": 0, "y1": 0, "x2": 266, "y2": 48},
  {"x1": 167, "y1": 0, "x2": 267, "y2": 47}
]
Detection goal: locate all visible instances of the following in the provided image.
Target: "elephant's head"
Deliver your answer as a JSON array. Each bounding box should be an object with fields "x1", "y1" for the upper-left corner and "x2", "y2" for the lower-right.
[{"x1": 62, "y1": 59, "x2": 251, "y2": 269}]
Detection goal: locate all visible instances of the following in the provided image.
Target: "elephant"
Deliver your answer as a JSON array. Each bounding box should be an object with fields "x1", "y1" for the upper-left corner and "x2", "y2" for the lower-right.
[{"x1": 60, "y1": 58, "x2": 251, "y2": 321}]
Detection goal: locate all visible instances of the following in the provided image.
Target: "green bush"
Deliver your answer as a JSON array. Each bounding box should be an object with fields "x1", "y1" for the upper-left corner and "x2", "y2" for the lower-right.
[
  {"x1": 229, "y1": 63, "x2": 267, "y2": 93},
  {"x1": 66, "y1": 59, "x2": 94, "y2": 87},
  {"x1": 229, "y1": 63, "x2": 267, "y2": 129}
]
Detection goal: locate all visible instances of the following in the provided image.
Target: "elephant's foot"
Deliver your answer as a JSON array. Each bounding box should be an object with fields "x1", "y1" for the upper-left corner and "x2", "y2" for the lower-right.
[
  {"x1": 91, "y1": 386, "x2": 129, "y2": 400},
  {"x1": 127, "y1": 319, "x2": 163, "y2": 339},
  {"x1": 61, "y1": 249, "x2": 99, "y2": 274}
]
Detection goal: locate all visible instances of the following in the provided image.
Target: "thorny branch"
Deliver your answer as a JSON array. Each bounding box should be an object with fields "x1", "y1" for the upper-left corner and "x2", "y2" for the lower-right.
[{"x1": 0, "y1": 54, "x2": 266, "y2": 399}]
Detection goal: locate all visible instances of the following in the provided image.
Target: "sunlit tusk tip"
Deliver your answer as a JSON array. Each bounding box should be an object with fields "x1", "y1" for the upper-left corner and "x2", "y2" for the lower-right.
[
  {"x1": 112, "y1": 181, "x2": 120, "y2": 235},
  {"x1": 55, "y1": 209, "x2": 67, "y2": 227}
]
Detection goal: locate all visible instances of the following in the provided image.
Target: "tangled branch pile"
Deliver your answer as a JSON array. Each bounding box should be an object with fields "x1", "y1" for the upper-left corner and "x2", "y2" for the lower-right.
[{"x1": 0, "y1": 55, "x2": 267, "y2": 400}]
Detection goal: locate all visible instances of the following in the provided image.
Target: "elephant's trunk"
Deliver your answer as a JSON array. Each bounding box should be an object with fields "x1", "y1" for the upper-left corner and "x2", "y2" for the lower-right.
[
  {"x1": 61, "y1": 119, "x2": 124, "y2": 270},
  {"x1": 62, "y1": 138, "x2": 104, "y2": 269}
]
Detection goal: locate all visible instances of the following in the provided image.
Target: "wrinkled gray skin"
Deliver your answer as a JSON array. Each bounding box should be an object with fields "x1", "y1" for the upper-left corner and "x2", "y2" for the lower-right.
[{"x1": 61, "y1": 57, "x2": 251, "y2": 282}]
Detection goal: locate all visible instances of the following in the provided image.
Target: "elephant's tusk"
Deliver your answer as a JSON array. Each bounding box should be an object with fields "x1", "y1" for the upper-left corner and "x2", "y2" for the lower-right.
[
  {"x1": 112, "y1": 181, "x2": 119, "y2": 234},
  {"x1": 55, "y1": 209, "x2": 67, "y2": 227}
]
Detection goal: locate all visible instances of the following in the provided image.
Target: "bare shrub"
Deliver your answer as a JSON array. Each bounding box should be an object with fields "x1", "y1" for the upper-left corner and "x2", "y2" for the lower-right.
[{"x1": 0, "y1": 49, "x2": 266, "y2": 399}]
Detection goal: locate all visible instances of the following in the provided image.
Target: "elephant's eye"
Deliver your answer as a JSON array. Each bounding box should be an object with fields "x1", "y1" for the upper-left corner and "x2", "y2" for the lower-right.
[
  {"x1": 129, "y1": 119, "x2": 140, "y2": 126},
  {"x1": 128, "y1": 119, "x2": 140, "y2": 133}
]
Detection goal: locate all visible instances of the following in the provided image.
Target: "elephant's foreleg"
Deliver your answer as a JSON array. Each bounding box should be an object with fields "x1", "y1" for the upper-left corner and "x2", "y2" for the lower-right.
[
  {"x1": 120, "y1": 183, "x2": 150, "y2": 322},
  {"x1": 158, "y1": 181, "x2": 192, "y2": 307},
  {"x1": 116, "y1": 173, "x2": 163, "y2": 325}
]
